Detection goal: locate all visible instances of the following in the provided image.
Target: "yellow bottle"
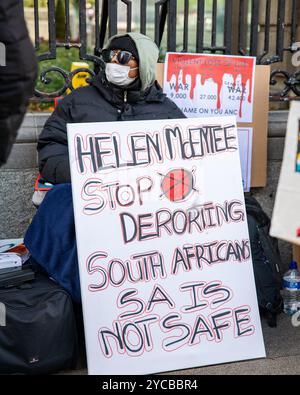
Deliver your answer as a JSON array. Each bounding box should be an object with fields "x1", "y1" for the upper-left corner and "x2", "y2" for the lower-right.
[{"x1": 66, "y1": 62, "x2": 90, "y2": 94}]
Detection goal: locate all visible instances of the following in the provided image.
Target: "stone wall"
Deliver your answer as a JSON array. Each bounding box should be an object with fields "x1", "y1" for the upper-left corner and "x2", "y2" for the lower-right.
[
  {"x1": 0, "y1": 111, "x2": 292, "y2": 268},
  {"x1": 0, "y1": 114, "x2": 47, "y2": 240}
]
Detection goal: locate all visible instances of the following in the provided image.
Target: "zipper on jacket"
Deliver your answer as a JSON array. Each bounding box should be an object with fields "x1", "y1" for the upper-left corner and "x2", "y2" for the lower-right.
[{"x1": 124, "y1": 90, "x2": 128, "y2": 103}]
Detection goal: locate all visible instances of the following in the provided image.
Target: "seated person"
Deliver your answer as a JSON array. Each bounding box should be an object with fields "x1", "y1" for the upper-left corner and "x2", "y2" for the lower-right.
[
  {"x1": 38, "y1": 32, "x2": 185, "y2": 184},
  {"x1": 25, "y1": 32, "x2": 185, "y2": 302}
]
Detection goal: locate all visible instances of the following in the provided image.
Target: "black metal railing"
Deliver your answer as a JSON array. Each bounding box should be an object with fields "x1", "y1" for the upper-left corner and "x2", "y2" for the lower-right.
[{"x1": 30, "y1": 0, "x2": 300, "y2": 101}]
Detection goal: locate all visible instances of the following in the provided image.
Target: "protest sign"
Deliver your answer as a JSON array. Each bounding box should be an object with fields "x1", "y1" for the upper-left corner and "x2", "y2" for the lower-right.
[
  {"x1": 68, "y1": 117, "x2": 265, "y2": 375},
  {"x1": 163, "y1": 54, "x2": 256, "y2": 191},
  {"x1": 163, "y1": 53, "x2": 256, "y2": 123},
  {"x1": 271, "y1": 102, "x2": 300, "y2": 245},
  {"x1": 237, "y1": 128, "x2": 253, "y2": 192}
]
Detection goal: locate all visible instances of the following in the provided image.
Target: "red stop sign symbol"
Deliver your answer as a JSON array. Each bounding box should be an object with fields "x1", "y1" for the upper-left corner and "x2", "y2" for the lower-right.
[{"x1": 161, "y1": 168, "x2": 194, "y2": 202}]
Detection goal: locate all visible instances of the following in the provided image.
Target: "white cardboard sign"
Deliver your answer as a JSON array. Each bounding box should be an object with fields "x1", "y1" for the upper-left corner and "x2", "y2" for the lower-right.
[
  {"x1": 163, "y1": 53, "x2": 255, "y2": 191},
  {"x1": 237, "y1": 128, "x2": 253, "y2": 192},
  {"x1": 163, "y1": 53, "x2": 256, "y2": 123},
  {"x1": 271, "y1": 102, "x2": 300, "y2": 244},
  {"x1": 67, "y1": 117, "x2": 265, "y2": 375}
]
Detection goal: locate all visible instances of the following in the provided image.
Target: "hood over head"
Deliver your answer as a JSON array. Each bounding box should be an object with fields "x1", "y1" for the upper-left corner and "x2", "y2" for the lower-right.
[
  {"x1": 104, "y1": 32, "x2": 159, "y2": 92},
  {"x1": 107, "y1": 35, "x2": 139, "y2": 63}
]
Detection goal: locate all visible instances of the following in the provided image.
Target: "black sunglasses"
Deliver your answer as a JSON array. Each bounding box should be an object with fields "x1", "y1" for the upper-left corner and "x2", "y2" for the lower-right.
[{"x1": 101, "y1": 49, "x2": 135, "y2": 65}]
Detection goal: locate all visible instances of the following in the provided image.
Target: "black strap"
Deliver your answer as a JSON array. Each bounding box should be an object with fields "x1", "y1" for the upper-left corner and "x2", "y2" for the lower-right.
[{"x1": 257, "y1": 225, "x2": 283, "y2": 281}]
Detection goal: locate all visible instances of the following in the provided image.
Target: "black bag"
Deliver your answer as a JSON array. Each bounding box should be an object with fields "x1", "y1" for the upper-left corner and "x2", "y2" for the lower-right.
[
  {"x1": 0, "y1": 271, "x2": 78, "y2": 374},
  {"x1": 245, "y1": 195, "x2": 283, "y2": 328}
]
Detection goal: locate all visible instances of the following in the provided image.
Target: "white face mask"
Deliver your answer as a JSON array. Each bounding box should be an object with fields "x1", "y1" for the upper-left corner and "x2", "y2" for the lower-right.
[{"x1": 105, "y1": 63, "x2": 138, "y2": 87}]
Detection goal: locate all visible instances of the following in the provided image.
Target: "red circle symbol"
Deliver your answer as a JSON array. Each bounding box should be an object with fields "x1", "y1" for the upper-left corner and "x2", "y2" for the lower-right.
[{"x1": 161, "y1": 168, "x2": 194, "y2": 202}]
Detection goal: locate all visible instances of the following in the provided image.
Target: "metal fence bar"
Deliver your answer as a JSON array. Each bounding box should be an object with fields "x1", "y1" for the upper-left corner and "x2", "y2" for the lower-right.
[
  {"x1": 290, "y1": 0, "x2": 298, "y2": 48},
  {"x1": 99, "y1": 0, "x2": 109, "y2": 48},
  {"x1": 257, "y1": 0, "x2": 271, "y2": 64},
  {"x1": 211, "y1": 0, "x2": 218, "y2": 51},
  {"x1": 196, "y1": 0, "x2": 205, "y2": 53},
  {"x1": 48, "y1": 0, "x2": 56, "y2": 56},
  {"x1": 263, "y1": 0, "x2": 271, "y2": 55},
  {"x1": 78, "y1": 0, "x2": 87, "y2": 59},
  {"x1": 183, "y1": 0, "x2": 189, "y2": 52},
  {"x1": 167, "y1": 0, "x2": 177, "y2": 52},
  {"x1": 154, "y1": 0, "x2": 167, "y2": 48},
  {"x1": 94, "y1": 0, "x2": 100, "y2": 55},
  {"x1": 276, "y1": 0, "x2": 285, "y2": 61},
  {"x1": 238, "y1": 0, "x2": 247, "y2": 56},
  {"x1": 154, "y1": 1, "x2": 161, "y2": 46},
  {"x1": 38, "y1": 0, "x2": 56, "y2": 61},
  {"x1": 249, "y1": 0, "x2": 259, "y2": 57},
  {"x1": 140, "y1": 0, "x2": 147, "y2": 35},
  {"x1": 77, "y1": 1, "x2": 104, "y2": 67},
  {"x1": 34, "y1": 0, "x2": 40, "y2": 50},
  {"x1": 108, "y1": 0, "x2": 118, "y2": 37},
  {"x1": 121, "y1": 0, "x2": 132, "y2": 32},
  {"x1": 65, "y1": 0, "x2": 71, "y2": 45},
  {"x1": 224, "y1": 0, "x2": 233, "y2": 54}
]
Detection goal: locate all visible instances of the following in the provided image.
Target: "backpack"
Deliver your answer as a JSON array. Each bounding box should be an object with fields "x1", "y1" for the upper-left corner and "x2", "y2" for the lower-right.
[
  {"x1": 0, "y1": 268, "x2": 78, "y2": 374},
  {"x1": 244, "y1": 195, "x2": 283, "y2": 328}
]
